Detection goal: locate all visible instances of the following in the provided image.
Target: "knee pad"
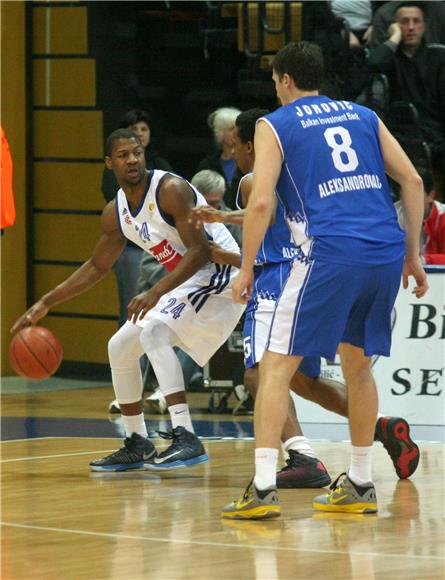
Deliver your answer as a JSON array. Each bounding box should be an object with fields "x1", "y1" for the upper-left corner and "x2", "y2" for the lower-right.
[
  {"x1": 108, "y1": 322, "x2": 143, "y2": 367},
  {"x1": 139, "y1": 319, "x2": 179, "y2": 352}
]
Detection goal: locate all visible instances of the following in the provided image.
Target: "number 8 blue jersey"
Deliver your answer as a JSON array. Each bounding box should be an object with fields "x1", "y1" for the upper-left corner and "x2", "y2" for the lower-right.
[{"x1": 262, "y1": 96, "x2": 405, "y2": 266}]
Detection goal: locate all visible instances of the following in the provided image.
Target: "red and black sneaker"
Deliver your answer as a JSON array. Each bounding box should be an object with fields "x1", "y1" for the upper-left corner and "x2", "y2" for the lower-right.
[
  {"x1": 277, "y1": 450, "x2": 331, "y2": 489},
  {"x1": 375, "y1": 417, "x2": 420, "y2": 479}
]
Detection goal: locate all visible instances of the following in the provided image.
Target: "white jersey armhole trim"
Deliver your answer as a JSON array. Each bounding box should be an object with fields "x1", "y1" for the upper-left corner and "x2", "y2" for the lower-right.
[{"x1": 236, "y1": 172, "x2": 253, "y2": 210}]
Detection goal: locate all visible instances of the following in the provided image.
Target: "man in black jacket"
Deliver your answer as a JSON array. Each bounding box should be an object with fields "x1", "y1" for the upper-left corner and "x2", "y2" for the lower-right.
[{"x1": 368, "y1": 2, "x2": 445, "y2": 194}]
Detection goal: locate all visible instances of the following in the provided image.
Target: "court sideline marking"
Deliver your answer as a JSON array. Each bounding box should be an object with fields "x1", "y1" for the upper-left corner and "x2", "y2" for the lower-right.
[
  {"x1": 1, "y1": 521, "x2": 443, "y2": 561},
  {"x1": 0, "y1": 449, "x2": 118, "y2": 463},
  {"x1": 0, "y1": 438, "x2": 252, "y2": 463}
]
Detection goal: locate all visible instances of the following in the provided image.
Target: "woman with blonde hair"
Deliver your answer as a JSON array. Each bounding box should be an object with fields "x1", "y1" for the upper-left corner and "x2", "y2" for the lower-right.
[{"x1": 196, "y1": 106, "x2": 242, "y2": 209}]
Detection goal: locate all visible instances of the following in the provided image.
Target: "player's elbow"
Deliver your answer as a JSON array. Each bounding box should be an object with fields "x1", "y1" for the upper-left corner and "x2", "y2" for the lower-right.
[
  {"x1": 411, "y1": 172, "x2": 423, "y2": 194},
  {"x1": 400, "y1": 170, "x2": 423, "y2": 193},
  {"x1": 250, "y1": 196, "x2": 273, "y2": 218}
]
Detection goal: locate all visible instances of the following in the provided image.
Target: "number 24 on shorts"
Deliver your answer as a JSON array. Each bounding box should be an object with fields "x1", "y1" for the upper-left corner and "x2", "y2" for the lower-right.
[{"x1": 160, "y1": 298, "x2": 186, "y2": 320}]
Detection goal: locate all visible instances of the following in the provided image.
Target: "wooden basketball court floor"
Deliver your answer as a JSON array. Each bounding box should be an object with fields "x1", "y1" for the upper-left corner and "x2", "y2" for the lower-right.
[{"x1": 1, "y1": 381, "x2": 444, "y2": 580}]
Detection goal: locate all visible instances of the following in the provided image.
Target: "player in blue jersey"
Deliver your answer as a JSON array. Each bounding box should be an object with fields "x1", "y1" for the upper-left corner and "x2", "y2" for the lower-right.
[
  {"x1": 222, "y1": 42, "x2": 428, "y2": 519},
  {"x1": 194, "y1": 108, "x2": 420, "y2": 491},
  {"x1": 194, "y1": 109, "x2": 331, "y2": 489}
]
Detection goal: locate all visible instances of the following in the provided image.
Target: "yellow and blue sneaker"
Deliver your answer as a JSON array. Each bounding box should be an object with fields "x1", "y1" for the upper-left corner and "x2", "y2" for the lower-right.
[
  {"x1": 313, "y1": 473, "x2": 377, "y2": 514},
  {"x1": 221, "y1": 480, "x2": 281, "y2": 520}
]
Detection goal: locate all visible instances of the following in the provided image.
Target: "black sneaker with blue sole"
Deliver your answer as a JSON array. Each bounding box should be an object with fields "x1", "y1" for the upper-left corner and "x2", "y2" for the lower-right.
[
  {"x1": 89, "y1": 432, "x2": 157, "y2": 472},
  {"x1": 145, "y1": 426, "x2": 208, "y2": 470}
]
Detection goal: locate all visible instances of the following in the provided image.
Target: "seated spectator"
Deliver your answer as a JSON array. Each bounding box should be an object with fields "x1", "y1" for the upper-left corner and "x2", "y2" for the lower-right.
[
  {"x1": 395, "y1": 167, "x2": 445, "y2": 264},
  {"x1": 329, "y1": 0, "x2": 373, "y2": 46},
  {"x1": 368, "y1": 0, "x2": 445, "y2": 48},
  {"x1": 196, "y1": 106, "x2": 242, "y2": 209},
  {"x1": 367, "y1": 2, "x2": 445, "y2": 195},
  {"x1": 191, "y1": 169, "x2": 242, "y2": 247},
  {"x1": 101, "y1": 109, "x2": 173, "y2": 329}
]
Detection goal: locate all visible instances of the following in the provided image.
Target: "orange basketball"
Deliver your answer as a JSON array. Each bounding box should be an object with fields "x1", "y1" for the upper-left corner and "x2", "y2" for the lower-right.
[{"x1": 9, "y1": 326, "x2": 63, "y2": 380}]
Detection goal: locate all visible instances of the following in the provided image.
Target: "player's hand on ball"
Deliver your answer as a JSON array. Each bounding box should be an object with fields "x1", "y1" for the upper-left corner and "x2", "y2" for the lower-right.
[
  {"x1": 10, "y1": 301, "x2": 49, "y2": 334},
  {"x1": 232, "y1": 269, "x2": 253, "y2": 304}
]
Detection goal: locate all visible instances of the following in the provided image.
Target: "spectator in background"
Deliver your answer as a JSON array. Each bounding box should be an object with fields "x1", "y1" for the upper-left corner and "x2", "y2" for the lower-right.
[
  {"x1": 191, "y1": 169, "x2": 242, "y2": 247},
  {"x1": 101, "y1": 109, "x2": 173, "y2": 328},
  {"x1": 368, "y1": 0, "x2": 445, "y2": 48},
  {"x1": 329, "y1": 0, "x2": 373, "y2": 46},
  {"x1": 367, "y1": 2, "x2": 445, "y2": 195},
  {"x1": 196, "y1": 107, "x2": 242, "y2": 209},
  {"x1": 395, "y1": 167, "x2": 445, "y2": 264}
]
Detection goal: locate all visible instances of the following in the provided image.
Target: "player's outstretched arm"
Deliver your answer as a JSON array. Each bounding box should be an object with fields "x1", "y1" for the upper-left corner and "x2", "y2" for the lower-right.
[
  {"x1": 127, "y1": 176, "x2": 212, "y2": 323},
  {"x1": 11, "y1": 202, "x2": 126, "y2": 333},
  {"x1": 190, "y1": 206, "x2": 245, "y2": 229},
  {"x1": 378, "y1": 119, "x2": 428, "y2": 298}
]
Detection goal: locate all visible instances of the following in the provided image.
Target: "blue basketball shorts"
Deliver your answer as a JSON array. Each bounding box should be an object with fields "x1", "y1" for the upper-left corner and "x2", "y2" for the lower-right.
[
  {"x1": 243, "y1": 261, "x2": 321, "y2": 377},
  {"x1": 267, "y1": 256, "x2": 404, "y2": 360}
]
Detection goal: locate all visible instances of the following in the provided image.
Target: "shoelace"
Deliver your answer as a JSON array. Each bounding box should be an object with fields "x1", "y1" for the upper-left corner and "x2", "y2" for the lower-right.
[
  {"x1": 158, "y1": 430, "x2": 174, "y2": 441},
  {"x1": 102, "y1": 437, "x2": 139, "y2": 461},
  {"x1": 329, "y1": 472, "x2": 348, "y2": 491},
  {"x1": 286, "y1": 451, "x2": 314, "y2": 468},
  {"x1": 241, "y1": 478, "x2": 254, "y2": 502}
]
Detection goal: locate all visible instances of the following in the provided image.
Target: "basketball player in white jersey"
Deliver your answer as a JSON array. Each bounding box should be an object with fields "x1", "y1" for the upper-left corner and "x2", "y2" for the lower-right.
[
  {"x1": 11, "y1": 129, "x2": 244, "y2": 472},
  {"x1": 193, "y1": 109, "x2": 420, "y2": 489}
]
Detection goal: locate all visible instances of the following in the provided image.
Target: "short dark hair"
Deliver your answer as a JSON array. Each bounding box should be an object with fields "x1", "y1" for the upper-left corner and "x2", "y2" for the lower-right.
[
  {"x1": 235, "y1": 108, "x2": 270, "y2": 143},
  {"x1": 395, "y1": 1, "x2": 426, "y2": 16},
  {"x1": 416, "y1": 166, "x2": 434, "y2": 193},
  {"x1": 273, "y1": 41, "x2": 324, "y2": 91},
  {"x1": 118, "y1": 109, "x2": 151, "y2": 129},
  {"x1": 105, "y1": 128, "x2": 141, "y2": 156}
]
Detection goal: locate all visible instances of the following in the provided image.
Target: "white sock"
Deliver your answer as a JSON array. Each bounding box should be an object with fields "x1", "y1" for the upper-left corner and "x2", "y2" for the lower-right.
[
  {"x1": 254, "y1": 447, "x2": 279, "y2": 490},
  {"x1": 122, "y1": 413, "x2": 148, "y2": 438},
  {"x1": 283, "y1": 436, "x2": 316, "y2": 459},
  {"x1": 169, "y1": 404, "x2": 194, "y2": 432},
  {"x1": 349, "y1": 445, "x2": 373, "y2": 485}
]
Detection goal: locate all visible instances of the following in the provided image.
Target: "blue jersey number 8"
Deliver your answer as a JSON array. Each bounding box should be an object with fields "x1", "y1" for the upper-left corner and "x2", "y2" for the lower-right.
[{"x1": 324, "y1": 127, "x2": 359, "y2": 173}]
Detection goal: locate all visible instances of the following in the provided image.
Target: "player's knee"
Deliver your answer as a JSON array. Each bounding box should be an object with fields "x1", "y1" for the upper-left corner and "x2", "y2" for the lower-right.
[
  {"x1": 342, "y1": 360, "x2": 373, "y2": 386},
  {"x1": 140, "y1": 320, "x2": 174, "y2": 353},
  {"x1": 108, "y1": 332, "x2": 127, "y2": 364},
  {"x1": 108, "y1": 324, "x2": 139, "y2": 364}
]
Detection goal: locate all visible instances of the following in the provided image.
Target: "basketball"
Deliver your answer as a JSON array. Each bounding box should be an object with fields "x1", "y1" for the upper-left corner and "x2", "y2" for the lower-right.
[{"x1": 8, "y1": 326, "x2": 63, "y2": 380}]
